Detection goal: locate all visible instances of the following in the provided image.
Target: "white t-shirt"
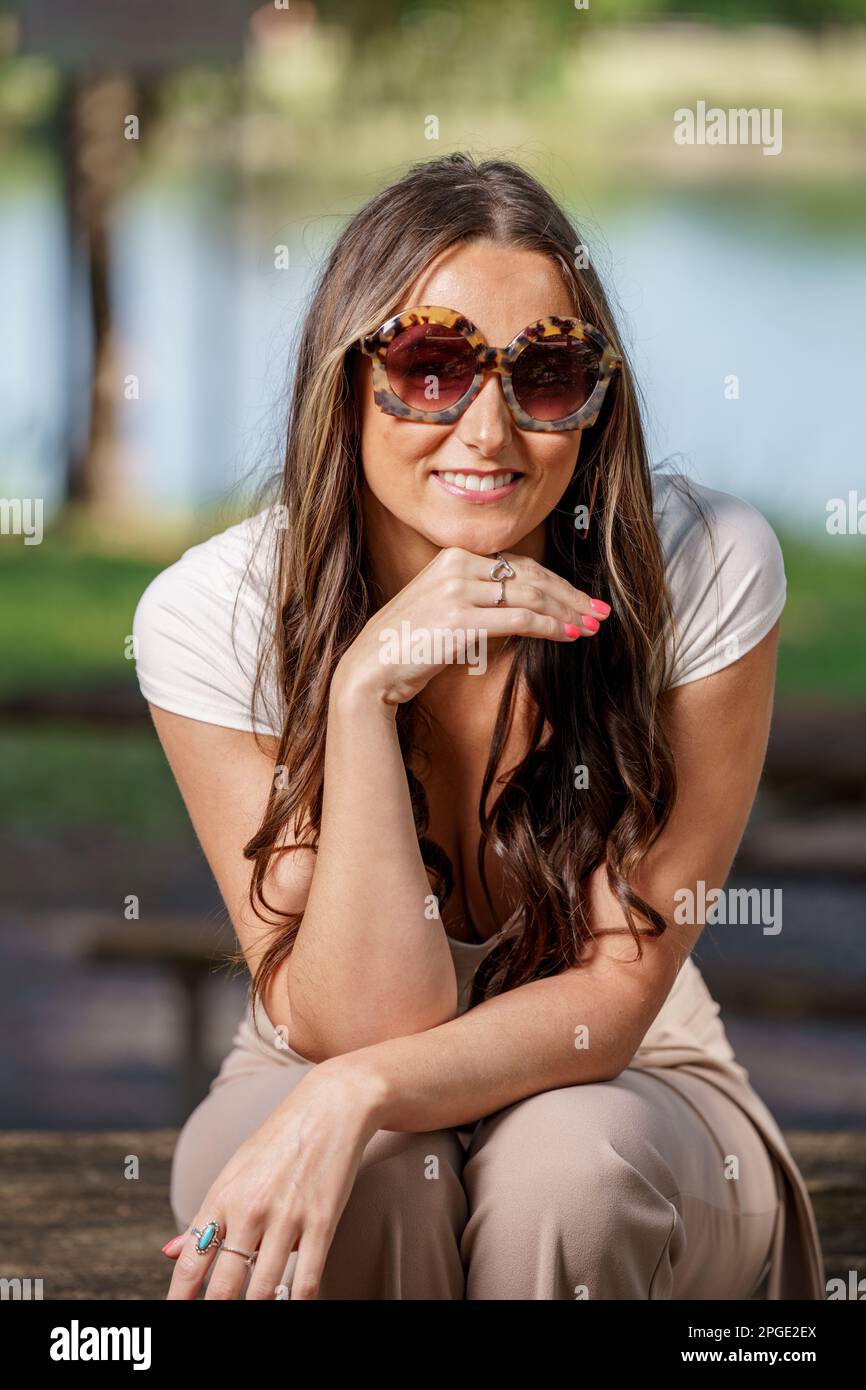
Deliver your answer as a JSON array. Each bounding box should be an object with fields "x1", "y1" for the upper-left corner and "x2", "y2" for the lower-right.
[{"x1": 131, "y1": 474, "x2": 786, "y2": 734}]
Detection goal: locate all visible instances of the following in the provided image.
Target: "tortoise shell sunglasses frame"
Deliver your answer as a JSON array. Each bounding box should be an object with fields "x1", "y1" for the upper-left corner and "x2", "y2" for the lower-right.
[{"x1": 357, "y1": 305, "x2": 623, "y2": 433}]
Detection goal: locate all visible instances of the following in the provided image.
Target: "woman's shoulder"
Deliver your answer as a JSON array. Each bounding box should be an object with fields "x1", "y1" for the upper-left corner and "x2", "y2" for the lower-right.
[
  {"x1": 131, "y1": 507, "x2": 283, "y2": 734},
  {"x1": 650, "y1": 472, "x2": 787, "y2": 689}
]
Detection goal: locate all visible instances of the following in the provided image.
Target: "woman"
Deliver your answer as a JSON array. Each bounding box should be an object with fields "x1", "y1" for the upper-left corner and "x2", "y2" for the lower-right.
[{"x1": 132, "y1": 153, "x2": 825, "y2": 1301}]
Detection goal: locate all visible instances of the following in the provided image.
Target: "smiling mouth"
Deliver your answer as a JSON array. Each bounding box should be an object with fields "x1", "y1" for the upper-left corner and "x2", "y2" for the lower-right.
[{"x1": 431, "y1": 469, "x2": 523, "y2": 500}]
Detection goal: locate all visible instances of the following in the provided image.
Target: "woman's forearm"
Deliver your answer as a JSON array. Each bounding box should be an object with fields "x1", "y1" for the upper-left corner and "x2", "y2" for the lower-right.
[
  {"x1": 330, "y1": 931, "x2": 684, "y2": 1134},
  {"x1": 287, "y1": 673, "x2": 456, "y2": 1059}
]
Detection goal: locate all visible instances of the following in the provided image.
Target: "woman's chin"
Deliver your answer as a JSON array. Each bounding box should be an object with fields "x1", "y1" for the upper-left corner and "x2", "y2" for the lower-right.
[{"x1": 424, "y1": 519, "x2": 526, "y2": 556}]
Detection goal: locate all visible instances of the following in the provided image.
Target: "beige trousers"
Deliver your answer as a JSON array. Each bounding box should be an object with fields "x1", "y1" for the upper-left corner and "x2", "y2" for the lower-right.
[{"x1": 171, "y1": 1039, "x2": 781, "y2": 1300}]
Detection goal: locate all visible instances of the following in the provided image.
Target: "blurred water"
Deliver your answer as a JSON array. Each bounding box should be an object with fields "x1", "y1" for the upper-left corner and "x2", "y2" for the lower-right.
[{"x1": 1, "y1": 180, "x2": 864, "y2": 533}]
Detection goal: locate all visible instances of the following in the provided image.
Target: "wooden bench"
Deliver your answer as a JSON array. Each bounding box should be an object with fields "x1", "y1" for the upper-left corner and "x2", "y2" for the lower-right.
[
  {"x1": 81, "y1": 915, "x2": 236, "y2": 1117},
  {"x1": 1, "y1": 1129, "x2": 863, "y2": 1299}
]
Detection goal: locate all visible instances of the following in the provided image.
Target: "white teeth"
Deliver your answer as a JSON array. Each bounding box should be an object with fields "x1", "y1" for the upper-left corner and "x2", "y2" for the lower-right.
[{"x1": 440, "y1": 471, "x2": 516, "y2": 492}]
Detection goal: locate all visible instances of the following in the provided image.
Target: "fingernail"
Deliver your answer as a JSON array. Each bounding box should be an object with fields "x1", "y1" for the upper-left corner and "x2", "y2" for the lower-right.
[
  {"x1": 564, "y1": 624, "x2": 582, "y2": 639},
  {"x1": 589, "y1": 599, "x2": 611, "y2": 617},
  {"x1": 582, "y1": 616, "x2": 600, "y2": 634},
  {"x1": 161, "y1": 1234, "x2": 185, "y2": 1255}
]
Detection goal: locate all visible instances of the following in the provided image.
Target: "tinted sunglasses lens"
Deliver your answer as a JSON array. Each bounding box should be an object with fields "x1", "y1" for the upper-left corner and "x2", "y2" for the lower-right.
[
  {"x1": 512, "y1": 337, "x2": 600, "y2": 421},
  {"x1": 385, "y1": 323, "x2": 475, "y2": 412}
]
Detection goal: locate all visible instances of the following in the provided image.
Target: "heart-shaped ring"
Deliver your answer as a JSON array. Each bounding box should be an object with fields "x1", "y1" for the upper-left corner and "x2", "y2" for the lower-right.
[
  {"x1": 489, "y1": 552, "x2": 516, "y2": 608},
  {"x1": 489, "y1": 553, "x2": 516, "y2": 582}
]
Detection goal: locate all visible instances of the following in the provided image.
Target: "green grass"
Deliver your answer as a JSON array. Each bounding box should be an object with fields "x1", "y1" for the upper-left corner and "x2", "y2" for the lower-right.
[
  {"x1": 775, "y1": 534, "x2": 866, "y2": 698},
  {"x1": 0, "y1": 543, "x2": 179, "y2": 832},
  {"x1": 0, "y1": 546, "x2": 161, "y2": 697},
  {"x1": 0, "y1": 724, "x2": 189, "y2": 834}
]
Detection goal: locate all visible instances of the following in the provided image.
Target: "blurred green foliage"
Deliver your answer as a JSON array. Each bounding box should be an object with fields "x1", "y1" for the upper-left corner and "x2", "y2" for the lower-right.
[
  {"x1": 2, "y1": 4, "x2": 865, "y2": 213},
  {"x1": 325, "y1": 0, "x2": 866, "y2": 35}
]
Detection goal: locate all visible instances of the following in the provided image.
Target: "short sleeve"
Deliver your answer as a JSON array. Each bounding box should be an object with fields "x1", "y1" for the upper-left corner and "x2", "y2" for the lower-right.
[
  {"x1": 654, "y1": 476, "x2": 787, "y2": 690},
  {"x1": 131, "y1": 510, "x2": 282, "y2": 735}
]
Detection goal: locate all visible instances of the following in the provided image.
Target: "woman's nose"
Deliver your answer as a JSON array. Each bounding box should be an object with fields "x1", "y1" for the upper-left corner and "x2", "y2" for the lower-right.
[{"x1": 456, "y1": 371, "x2": 513, "y2": 452}]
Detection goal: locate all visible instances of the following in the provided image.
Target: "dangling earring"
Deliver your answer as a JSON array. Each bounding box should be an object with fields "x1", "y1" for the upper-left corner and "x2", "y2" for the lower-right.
[{"x1": 575, "y1": 464, "x2": 600, "y2": 541}]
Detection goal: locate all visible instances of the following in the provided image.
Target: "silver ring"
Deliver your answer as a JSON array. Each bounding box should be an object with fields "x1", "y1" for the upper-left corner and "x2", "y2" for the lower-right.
[
  {"x1": 490, "y1": 552, "x2": 516, "y2": 607},
  {"x1": 220, "y1": 1244, "x2": 258, "y2": 1268}
]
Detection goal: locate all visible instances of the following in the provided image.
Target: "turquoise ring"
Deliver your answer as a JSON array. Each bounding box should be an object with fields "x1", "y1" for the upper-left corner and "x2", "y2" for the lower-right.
[{"x1": 191, "y1": 1219, "x2": 223, "y2": 1256}]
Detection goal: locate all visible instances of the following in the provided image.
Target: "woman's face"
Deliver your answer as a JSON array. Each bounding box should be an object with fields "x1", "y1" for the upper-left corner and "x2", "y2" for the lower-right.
[{"x1": 354, "y1": 238, "x2": 584, "y2": 574}]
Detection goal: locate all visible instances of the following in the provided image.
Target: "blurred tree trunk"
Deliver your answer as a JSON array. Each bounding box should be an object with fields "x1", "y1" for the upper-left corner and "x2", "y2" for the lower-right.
[{"x1": 61, "y1": 71, "x2": 153, "y2": 511}]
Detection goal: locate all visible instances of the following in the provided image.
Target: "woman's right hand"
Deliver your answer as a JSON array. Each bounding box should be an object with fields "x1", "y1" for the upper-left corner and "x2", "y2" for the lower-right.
[{"x1": 333, "y1": 546, "x2": 611, "y2": 708}]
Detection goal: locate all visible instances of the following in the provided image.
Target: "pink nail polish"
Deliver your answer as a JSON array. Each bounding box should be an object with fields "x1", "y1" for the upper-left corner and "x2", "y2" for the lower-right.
[
  {"x1": 161, "y1": 1235, "x2": 184, "y2": 1255},
  {"x1": 589, "y1": 599, "x2": 611, "y2": 617},
  {"x1": 582, "y1": 616, "x2": 600, "y2": 634},
  {"x1": 564, "y1": 624, "x2": 582, "y2": 639}
]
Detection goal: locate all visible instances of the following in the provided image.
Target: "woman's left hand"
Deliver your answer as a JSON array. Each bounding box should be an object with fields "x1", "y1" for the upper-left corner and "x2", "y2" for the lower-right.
[{"x1": 163, "y1": 1056, "x2": 385, "y2": 1300}]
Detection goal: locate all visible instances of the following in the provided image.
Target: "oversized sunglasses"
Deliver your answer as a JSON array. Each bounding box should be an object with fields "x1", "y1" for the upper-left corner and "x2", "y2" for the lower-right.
[{"x1": 358, "y1": 305, "x2": 622, "y2": 432}]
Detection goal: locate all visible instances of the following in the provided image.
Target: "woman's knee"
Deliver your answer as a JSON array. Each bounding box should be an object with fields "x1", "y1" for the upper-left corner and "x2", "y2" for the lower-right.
[
  {"x1": 466, "y1": 1079, "x2": 681, "y2": 1208},
  {"x1": 462, "y1": 1081, "x2": 686, "y2": 1298}
]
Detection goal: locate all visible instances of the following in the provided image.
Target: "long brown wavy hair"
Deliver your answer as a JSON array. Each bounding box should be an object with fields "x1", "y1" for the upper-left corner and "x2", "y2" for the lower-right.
[{"x1": 242, "y1": 152, "x2": 679, "y2": 1011}]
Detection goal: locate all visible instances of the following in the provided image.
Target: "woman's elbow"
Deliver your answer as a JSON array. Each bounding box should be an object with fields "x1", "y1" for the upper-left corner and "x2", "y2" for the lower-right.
[{"x1": 288, "y1": 985, "x2": 459, "y2": 1063}]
